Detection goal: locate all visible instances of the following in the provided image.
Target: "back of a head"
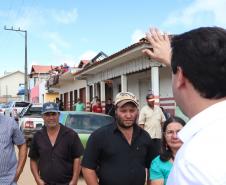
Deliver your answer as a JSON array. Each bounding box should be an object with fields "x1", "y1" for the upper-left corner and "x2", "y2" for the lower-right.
[{"x1": 171, "y1": 27, "x2": 226, "y2": 99}]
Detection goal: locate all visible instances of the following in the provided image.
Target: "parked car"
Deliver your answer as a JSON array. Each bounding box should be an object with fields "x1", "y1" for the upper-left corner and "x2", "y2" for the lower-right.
[
  {"x1": 60, "y1": 111, "x2": 114, "y2": 148},
  {"x1": 19, "y1": 103, "x2": 44, "y2": 145},
  {"x1": 5, "y1": 101, "x2": 30, "y2": 118},
  {"x1": 0, "y1": 103, "x2": 8, "y2": 115}
]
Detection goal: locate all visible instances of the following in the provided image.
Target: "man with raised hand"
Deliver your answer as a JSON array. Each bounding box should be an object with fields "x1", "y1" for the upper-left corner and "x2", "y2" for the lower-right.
[{"x1": 143, "y1": 27, "x2": 226, "y2": 185}]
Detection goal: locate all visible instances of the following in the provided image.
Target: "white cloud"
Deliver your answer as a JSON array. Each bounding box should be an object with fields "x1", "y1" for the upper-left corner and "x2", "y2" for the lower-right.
[
  {"x1": 164, "y1": 0, "x2": 226, "y2": 29},
  {"x1": 71, "y1": 50, "x2": 97, "y2": 66},
  {"x1": 45, "y1": 32, "x2": 70, "y2": 48},
  {"x1": 12, "y1": 8, "x2": 46, "y2": 31},
  {"x1": 48, "y1": 43, "x2": 62, "y2": 55},
  {"x1": 78, "y1": 50, "x2": 97, "y2": 61},
  {"x1": 131, "y1": 29, "x2": 145, "y2": 43},
  {"x1": 51, "y1": 8, "x2": 78, "y2": 24}
]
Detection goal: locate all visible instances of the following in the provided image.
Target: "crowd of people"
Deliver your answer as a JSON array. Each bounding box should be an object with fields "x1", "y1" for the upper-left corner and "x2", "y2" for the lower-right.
[{"x1": 1, "y1": 26, "x2": 226, "y2": 185}]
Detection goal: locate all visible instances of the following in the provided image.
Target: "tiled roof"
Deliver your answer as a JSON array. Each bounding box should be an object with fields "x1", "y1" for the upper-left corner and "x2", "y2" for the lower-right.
[
  {"x1": 78, "y1": 60, "x2": 90, "y2": 68},
  {"x1": 30, "y1": 65, "x2": 56, "y2": 74},
  {"x1": 75, "y1": 38, "x2": 150, "y2": 75}
]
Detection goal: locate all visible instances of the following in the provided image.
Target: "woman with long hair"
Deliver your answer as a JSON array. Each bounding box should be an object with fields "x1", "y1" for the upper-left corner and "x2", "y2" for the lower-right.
[{"x1": 148, "y1": 116, "x2": 186, "y2": 185}]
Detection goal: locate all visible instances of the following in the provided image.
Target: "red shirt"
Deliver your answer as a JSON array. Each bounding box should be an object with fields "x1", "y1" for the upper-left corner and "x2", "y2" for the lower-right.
[{"x1": 92, "y1": 104, "x2": 103, "y2": 113}]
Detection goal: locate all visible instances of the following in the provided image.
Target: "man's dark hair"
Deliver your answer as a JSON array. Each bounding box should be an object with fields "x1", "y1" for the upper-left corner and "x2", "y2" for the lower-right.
[
  {"x1": 171, "y1": 27, "x2": 226, "y2": 99},
  {"x1": 160, "y1": 116, "x2": 186, "y2": 162},
  {"x1": 146, "y1": 93, "x2": 154, "y2": 99}
]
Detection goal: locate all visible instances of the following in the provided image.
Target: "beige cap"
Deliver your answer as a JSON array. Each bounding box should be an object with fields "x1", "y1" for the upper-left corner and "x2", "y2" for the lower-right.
[{"x1": 115, "y1": 92, "x2": 138, "y2": 107}]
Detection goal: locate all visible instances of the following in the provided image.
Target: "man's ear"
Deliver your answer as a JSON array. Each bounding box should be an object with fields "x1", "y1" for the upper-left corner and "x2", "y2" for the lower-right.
[{"x1": 176, "y1": 67, "x2": 186, "y2": 89}]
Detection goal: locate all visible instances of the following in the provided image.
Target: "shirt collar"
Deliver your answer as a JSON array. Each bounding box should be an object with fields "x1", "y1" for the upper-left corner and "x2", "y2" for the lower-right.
[{"x1": 178, "y1": 100, "x2": 226, "y2": 143}]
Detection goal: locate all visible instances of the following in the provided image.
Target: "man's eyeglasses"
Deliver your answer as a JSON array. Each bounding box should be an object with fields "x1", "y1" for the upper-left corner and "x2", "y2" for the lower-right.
[{"x1": 43, "y1": 112, "x2": 58, "y2": 117}]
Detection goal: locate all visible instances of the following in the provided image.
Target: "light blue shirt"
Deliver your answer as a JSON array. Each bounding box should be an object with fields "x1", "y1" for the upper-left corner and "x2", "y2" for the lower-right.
[
  {"x1": 150, "y1": 156, "x2": 173, "y2": 185},
  {"x1": 0, "y1": 115, "x2": 25, "y2": 185}
]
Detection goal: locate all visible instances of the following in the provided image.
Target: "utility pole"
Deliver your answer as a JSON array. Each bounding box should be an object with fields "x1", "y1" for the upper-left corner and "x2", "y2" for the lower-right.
[{"x1": 4, "y1": 26, "x2": 28, "y2": 101}]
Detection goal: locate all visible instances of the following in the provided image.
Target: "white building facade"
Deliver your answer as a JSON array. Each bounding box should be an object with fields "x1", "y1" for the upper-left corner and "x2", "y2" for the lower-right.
[
  {"x1": 0, "y1": 71, "x2": 25, "y2": 103},
  {"x1": 76, "y1": 40, "x2": 175, "y2": 114}
]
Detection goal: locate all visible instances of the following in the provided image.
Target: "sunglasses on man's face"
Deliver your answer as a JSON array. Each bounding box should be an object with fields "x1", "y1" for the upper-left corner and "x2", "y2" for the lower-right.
[{"x1": 43, "y1": 112, "x2": 58, "y2": 117}]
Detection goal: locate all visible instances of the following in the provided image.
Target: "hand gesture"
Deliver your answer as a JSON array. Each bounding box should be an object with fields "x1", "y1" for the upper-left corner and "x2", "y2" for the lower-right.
[{"x1": 142, "y1": 28, "x2": 172, "y2": 66}]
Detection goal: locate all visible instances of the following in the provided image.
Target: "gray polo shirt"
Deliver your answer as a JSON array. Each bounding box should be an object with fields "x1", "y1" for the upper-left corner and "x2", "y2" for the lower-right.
[{"x1": 0, "y1": 115, "x2": 25, "y2": 185}]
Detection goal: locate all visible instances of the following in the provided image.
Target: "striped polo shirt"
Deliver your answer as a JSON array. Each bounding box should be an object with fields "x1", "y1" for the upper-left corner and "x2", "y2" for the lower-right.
[{"x1": 0, "y1": 115, "x2": 25, "y2": 185}]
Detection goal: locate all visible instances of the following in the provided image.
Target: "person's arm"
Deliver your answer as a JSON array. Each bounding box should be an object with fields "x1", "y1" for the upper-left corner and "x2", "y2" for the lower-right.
[
  {"x1": 142, "y1": 28, "x2": 171, "y2": 67},
  {"x1": 148, "y1": 156, "x2": 165, "y2": 185},
  {"x1": 149, "y1": 179, "x2": 164, "y2": 185},
  {"x1": 69, "y1": 158, "x2": 82, "y2": 185},
  {"x1": 14, "y1": 143, "x2": 27, "y2": 182},
  {"x1": 30, "y1": 159, "x2": 45, "y2": 185},
  {"x1": 138, "y1": 108, "x2": 145, "y2": 128},
  {"x1": 159, "y1": 107, "x2": 166, "y2": 128},
  {"x1": 82, "y1": 167, "x2": 99, "y2": 185}
]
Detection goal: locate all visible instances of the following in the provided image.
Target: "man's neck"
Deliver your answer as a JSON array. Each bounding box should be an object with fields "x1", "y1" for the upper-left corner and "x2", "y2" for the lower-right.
[
  {"x1": 118, "y1": 125, "x2": 134, "y2": 145},
  {"x1": 148, "y1": 104, "x2": 154, "y2": 109},
  {"x1": 47, "y1": 124, "x2": 60, "y2": 134},
  {"x1": 185, "y1": 96, "x2": 226, "y2": 118}
]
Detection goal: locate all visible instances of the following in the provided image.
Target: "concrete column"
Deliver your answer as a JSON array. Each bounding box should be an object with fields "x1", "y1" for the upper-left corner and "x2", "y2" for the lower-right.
[
  {"x1": 86, "y1": 85, "x2": 91, "y2": 111},
  {"x1": 151, "y1": 66, "x2": 160, "y2": 103},
  {"x1": 92, "y1": 83, "x2": 95, "y2": 99},
  {"x1": 100, "y1": 81, "x2": 106, "y2": 113},
  {"x1": 121, "y1": 74, "x2": 127, "y2": 92},
  {"x1": 77, "y1": 89, "x2": 80, "y2": 99}
]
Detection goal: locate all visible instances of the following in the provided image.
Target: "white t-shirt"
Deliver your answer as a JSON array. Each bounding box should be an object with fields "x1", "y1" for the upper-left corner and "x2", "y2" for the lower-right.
[{"x1": 167, "y1": 100, "x2": 226, "y2": 185}]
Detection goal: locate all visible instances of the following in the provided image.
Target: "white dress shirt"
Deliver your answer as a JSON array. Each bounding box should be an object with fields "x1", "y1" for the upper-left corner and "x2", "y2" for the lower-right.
[{"x1": 167, "y1": 100, "x2": 226, "y2": 185}]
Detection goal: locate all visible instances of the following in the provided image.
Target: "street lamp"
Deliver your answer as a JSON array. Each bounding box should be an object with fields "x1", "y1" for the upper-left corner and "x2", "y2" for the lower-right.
[{"x1": 4, "y1": 26, "x2": 28, "y2": 101}]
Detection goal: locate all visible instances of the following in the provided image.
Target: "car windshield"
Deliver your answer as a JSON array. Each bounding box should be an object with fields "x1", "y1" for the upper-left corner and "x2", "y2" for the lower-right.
[
  {"x1": 65, "y1": 114, "x2": 113, "y2": 133},
  {"x1": 24, "y1": 106, "x2": 42, "y2": 116},
  {"x1": 15, "y1": 102, "x2": 30, "y2": 107}
]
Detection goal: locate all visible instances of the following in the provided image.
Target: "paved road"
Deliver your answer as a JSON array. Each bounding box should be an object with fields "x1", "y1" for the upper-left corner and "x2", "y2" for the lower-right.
[{"x1": 16, "y1": 148, "x2": 86, "y2": 185}]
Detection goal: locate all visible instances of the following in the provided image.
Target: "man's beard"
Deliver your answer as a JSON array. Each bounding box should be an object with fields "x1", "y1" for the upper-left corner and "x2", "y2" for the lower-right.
[{"x1": 115, "y1": 115, "x2": 136, "y2": 129}]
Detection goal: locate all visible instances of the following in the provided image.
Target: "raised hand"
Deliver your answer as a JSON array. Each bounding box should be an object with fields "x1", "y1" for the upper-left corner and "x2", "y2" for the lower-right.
[{"x1": 142, "y1": 28, "x2": 172, "y2": 67}]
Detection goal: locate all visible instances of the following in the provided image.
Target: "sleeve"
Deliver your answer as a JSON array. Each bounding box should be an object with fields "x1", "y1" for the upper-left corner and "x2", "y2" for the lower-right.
[
  {"x1": 138, "y1": 107, "x2": 146, "y2": 125},
  {"x1": 81, "y1": 131, "x2": 102, "y2": 170},
  {"x1": 146, "y1": 136, "x2": 159, "y2": 168},
  {"x1": 12, "y1": 119, "x2": 25, "y2": 145},
  {"x1": 149, "y1": 157, "x2": 164, "y2": 180},
  {"x1": 166, "y1": 158, "x2": 211, "y2": 185},
  {"x1": 71, "y1": 132, "x2": 84, "y2": 159},
  {"x1": 28, "y1": 134, "x2": 40, "y2": 160},
  {"x1": 160, "y1": 108, "x2": 166, "y2": 122}
]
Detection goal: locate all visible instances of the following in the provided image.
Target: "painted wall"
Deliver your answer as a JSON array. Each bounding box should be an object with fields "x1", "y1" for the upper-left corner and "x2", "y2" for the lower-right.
[
  {"x1": 58, "y1": 79, "x2": 86, "y2": 100},
  {"x1": 159, "y1": 67, "x2": 173, "y2": 97},
  {"x1": 58, "y1": 78, "x2": 86, "y2": 110},
  {"x1": 45, "y1": 93, "x2": 59, "y2": 103},
  {"x1": 39, "y1": 81, "x2": 46, "y2": 104},
  {"x1": 0, "y1": 71, "x2": 24, "y2": 99},
  {"x1": 30, "y1": 85, "x2": 39, "y2": 103},
  {"x1": 111, "y1": 67, "x2": 173, "y2": 111}
]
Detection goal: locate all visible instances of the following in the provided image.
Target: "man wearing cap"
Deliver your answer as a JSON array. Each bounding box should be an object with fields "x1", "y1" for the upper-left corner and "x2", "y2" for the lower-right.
[
  {"x1": 138, "y1": 92, "x2": 166, "y2": 153},
  {"x1": 29, "y1": 102, "x2": 84, "y2": 185},
  {"x1": 82, "y1": 92, "x2": 157, "y2": 185}
]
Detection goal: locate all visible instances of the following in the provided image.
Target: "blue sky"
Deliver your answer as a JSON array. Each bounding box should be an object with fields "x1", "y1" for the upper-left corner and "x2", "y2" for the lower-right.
[{"x1": 0, "y1": 0, "x2": 226, "y2": 75}]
